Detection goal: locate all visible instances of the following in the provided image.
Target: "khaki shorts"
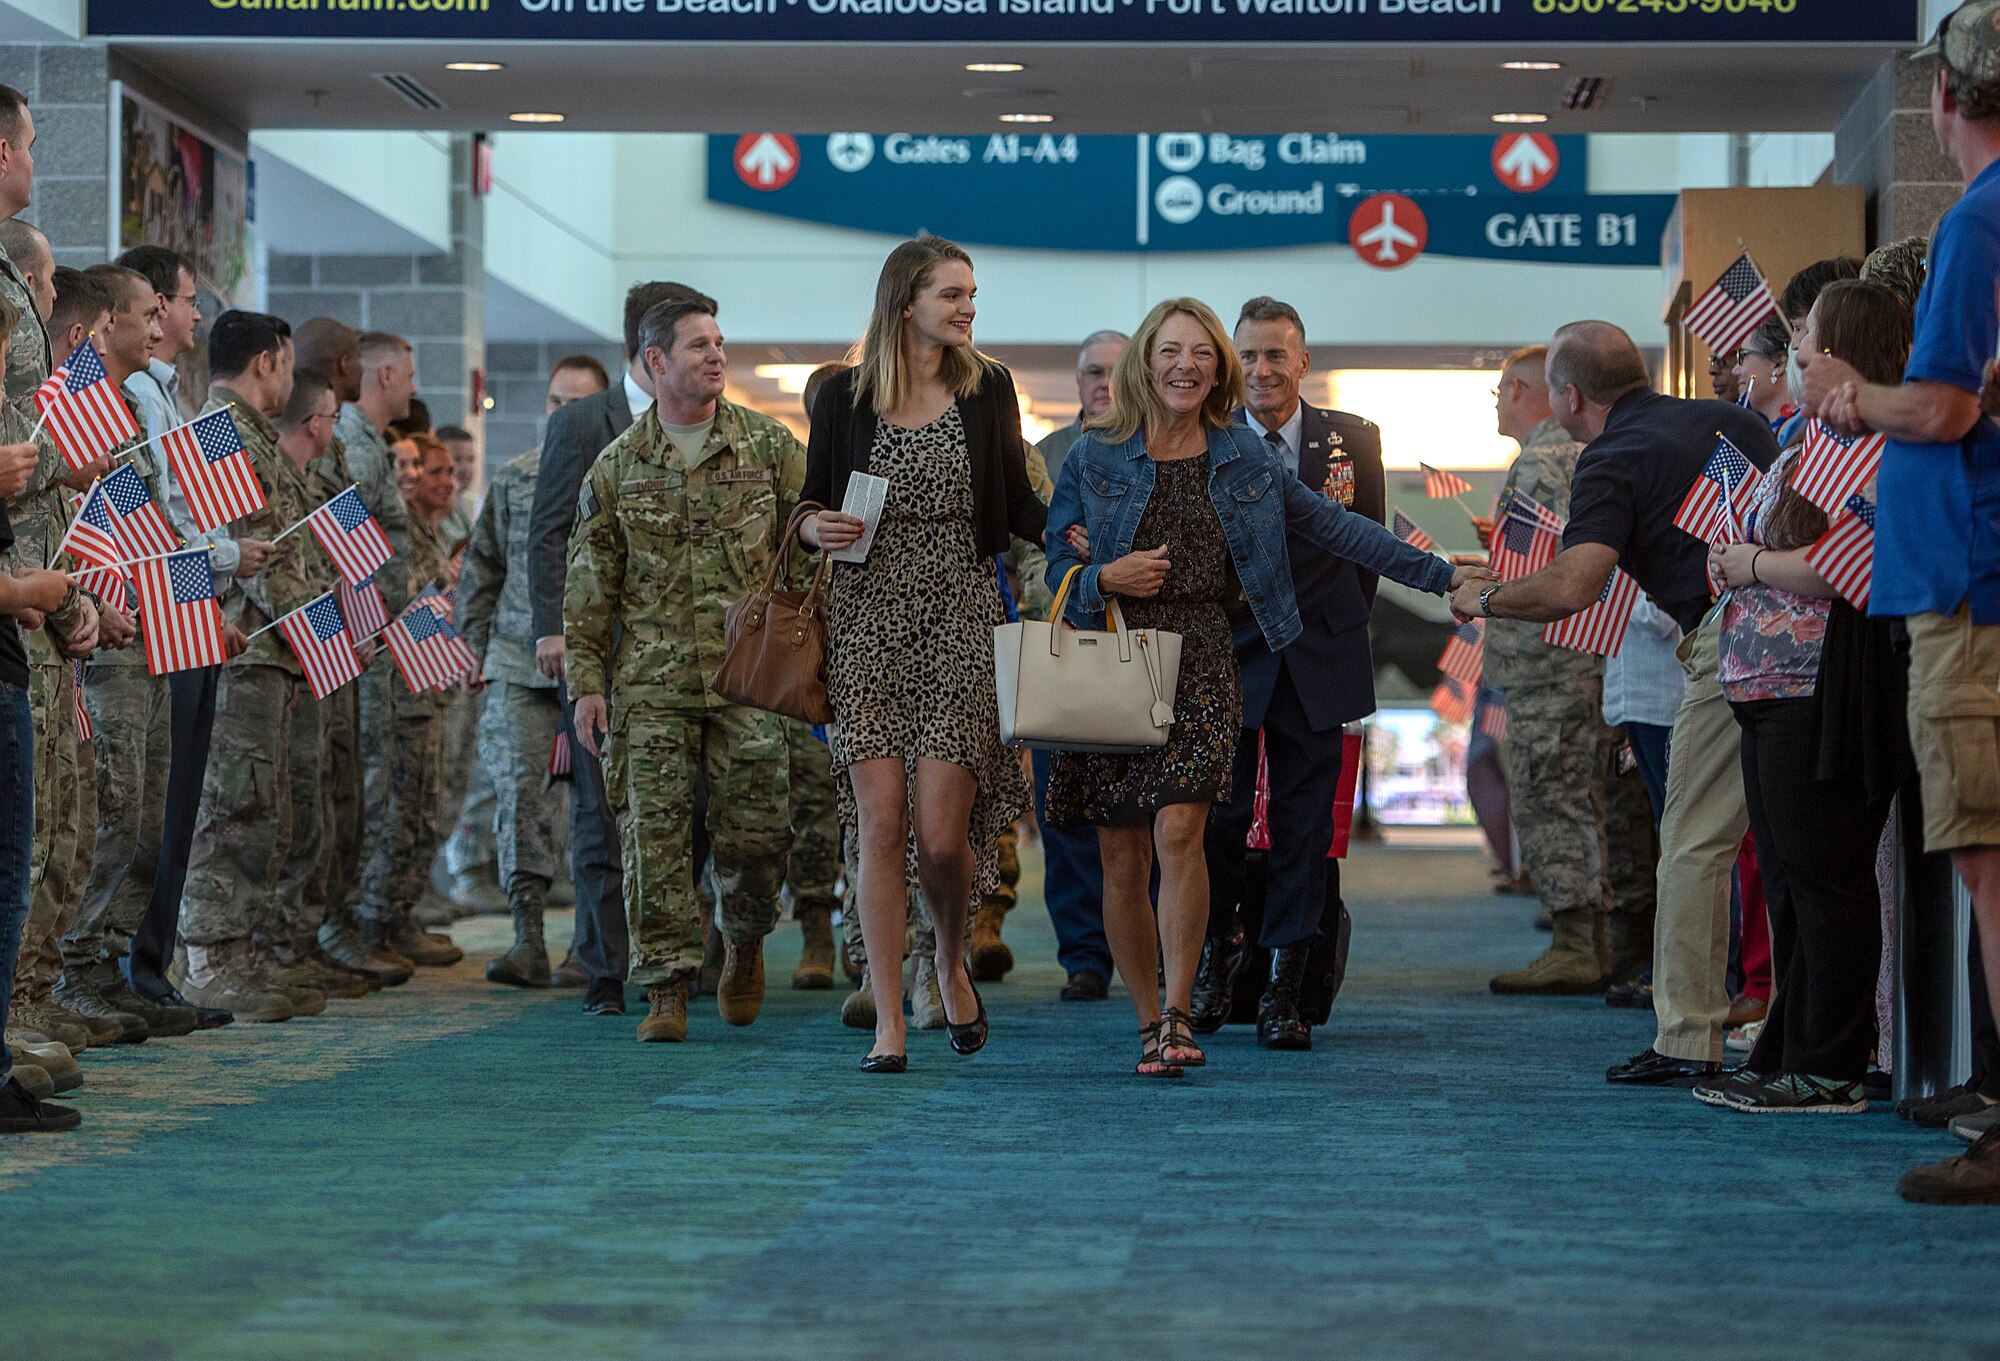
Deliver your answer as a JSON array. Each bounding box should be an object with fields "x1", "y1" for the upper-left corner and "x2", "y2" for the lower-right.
[{"x1": 1907, "y1": 606, "x2": 2000, "y2": 853}]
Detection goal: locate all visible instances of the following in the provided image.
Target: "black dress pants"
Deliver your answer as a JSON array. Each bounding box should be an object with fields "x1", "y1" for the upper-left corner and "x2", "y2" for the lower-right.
[
  {"x1": 130, "y1": 664, "x2": 218, "y2": 980},
  {"x1": 1734, "y1": 696, "x2": 1893, "y2": 1082}
]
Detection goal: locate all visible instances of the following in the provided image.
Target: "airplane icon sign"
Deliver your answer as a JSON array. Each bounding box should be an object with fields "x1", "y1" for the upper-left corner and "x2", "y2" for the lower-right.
[{"x1": 1348, "y1": 194, "x2": 1428, "y2": 269}]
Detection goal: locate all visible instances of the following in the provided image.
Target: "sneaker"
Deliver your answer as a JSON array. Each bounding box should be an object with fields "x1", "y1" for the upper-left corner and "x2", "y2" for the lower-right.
[
  {"x1": 1947, "y1": 1101, "x2": 2000, "y2": 1144},
  {"x1": 1898, "y1": 1082, "x2": 1990, "y2": 1127},
  {"x1": 1729, "y1": 1072, "x2": 1869, "y2": 1115},
  {"x1": 582, "y1": 977, "x2": 626, "y2": 1015},
  {"x1": 0, "y1": 1074, "x2": 82, "y2": 1132},
  {"x1": 1692, "y1": 1069, "x2": 1767, "y2": 1109},
  {"x1": 1899, "y1": 1126, "x2": 2000, "y2": 1205}
]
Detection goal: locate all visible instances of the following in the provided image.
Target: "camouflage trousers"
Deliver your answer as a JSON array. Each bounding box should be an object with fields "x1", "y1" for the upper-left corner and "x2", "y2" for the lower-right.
[
  {"x1": 360, "y1": 696, "x2": 444, "y2": 926},
  {"x1": 63, "y1": 664, "x2": 169, "y2": 969},
  {"x1": 1500, "y1": 678, "x2": 1609, "y2": 921},
  {"x1": 436, "y1": 686, "x2": 492, "y2": 876},
  {"x1": 318, "y1": 678, "x2": 365, "y2": 924},
  {"x1": 604, "y1": 702, "x2": 792, "y2": 987},
  {"x1": 478, "y1": 681, "x2": 564, "y2": 904},
  {"x1": 442, "y1": 758, "x2": 497, "y2": 878},
  {"x1": 180, "y1": 665, "x2": 303, "y2": 947},
  {"x1": 1602, "y1": 754, "x2": 1658, "y2": 921},
  {"x1": 266, "y1": 690, "x2": 326, "y2": 950},
  {"x1": 14, "y1": 661, "x2": 91, "y2": 999},
  {"x1": 786, "y1": 720, "x2": 841, "y2": 916}
]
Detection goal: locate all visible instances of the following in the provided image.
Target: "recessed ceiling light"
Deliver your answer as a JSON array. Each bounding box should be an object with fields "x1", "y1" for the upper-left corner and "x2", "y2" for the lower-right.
[
  {"x1": 1501, "y1": 61, "x2": 1563, "y2": 71},
  {"x1": 446, "y1": 62, "x2": 506, "y2": 72},
  {"x1": 966, "y1": 62, "x2": 1026, "y2": 73},
  {"x1": 1491, "y1": 113, "x2": 1549, "y2": 124},
  {"x1": 508, "y1": 111, "x2": 565, "y2": 124},
  {"x1": 999, "y1": 113, "x2": 1055, "y2": 124}
]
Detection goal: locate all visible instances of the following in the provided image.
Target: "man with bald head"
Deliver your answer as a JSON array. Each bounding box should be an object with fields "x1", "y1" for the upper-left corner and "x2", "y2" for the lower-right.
[{"x1": 1451, "y1": 320, "x2": 1779, "y2": 1087}]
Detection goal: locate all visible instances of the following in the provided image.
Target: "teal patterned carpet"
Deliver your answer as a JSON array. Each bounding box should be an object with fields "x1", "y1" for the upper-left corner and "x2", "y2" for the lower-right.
[{"x1": 3, "y1": 841, "x2": 1996, "y2": 1361}]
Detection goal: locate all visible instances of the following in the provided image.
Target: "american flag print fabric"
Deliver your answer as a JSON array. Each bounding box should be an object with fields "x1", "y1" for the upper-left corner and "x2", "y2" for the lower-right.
[
  {"x1": 339, "y1": 575, "x2": 388, "y2": 639},
  {"x1": 1490, "y1": 491, "x2": 1562, "y2": 581},
  {"x1": 34, "y1": 338, "x2": 140, "y2": 472},
  {"x1": 548, "y1": 730, "x2": 573, "y2": 779},
  {"x1": 1683, "y1": 253, "x2": 1780, "y2": 358},
  {"x1": 160, "y1": 409, "x2": 264, "y2": 532},
  {"x1": 1673, "y1": 435, "x2": 1761, "y2": 548},
  {"x1": 1430, "y1": 676, "x2": 1474, "y2": 726},
  {"x1": 133, "y1": 549, "x2": 227, "y2": 675},
  {"x1": 1803, "y1": 493, "x2": 1876, "y2": 611},
  {"x1": 1437, "y1": 618, "x2": 1485, "y2": 685},
  {"x1": 277, "y1": 593, "x2": 364, "y2": 701},
  {"x1": 1392, "y1": 509, "x2": 1437, "y2": 553},
  {"x1": 1543, "y1": 567, "x2": 1642, "y2": 658},
  {"x1": 57, "y1": 481, "x2": 126, "y2": 573},
  {"x1": 384, "y1": 601, "x2": 476, "y2": 693},
  {"x1": 1477, "y1": 699, "x2": 1508, "y2": 743},
  {"x1": 72, "y1": 662, "x2": 92, "y2": 742},
  {"x1": 102, "y1": 463, "x2": 181, "y2": 559},
  {"x1": 1420, "y1": 463, "x2": 1474, "y2": 499},
  {"x1": 305, "y1": 487, "x2": 393, "y2": 586},
  {"x1": 1792, "y1": 421, "x2": 1884, "y2": 516}
]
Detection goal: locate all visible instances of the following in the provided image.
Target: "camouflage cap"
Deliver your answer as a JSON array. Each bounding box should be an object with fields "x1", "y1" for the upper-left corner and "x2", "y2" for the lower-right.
[{"x1": 1917, "y1": 0, "x2": 2000, "y2": 88}]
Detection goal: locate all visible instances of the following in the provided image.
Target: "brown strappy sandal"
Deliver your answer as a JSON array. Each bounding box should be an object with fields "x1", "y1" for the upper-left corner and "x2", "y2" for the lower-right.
[
  {"x1": 1137, "y1": 1020, "x2": 1185, "y2": 1079},
  {"x1": 1160, "y1": 1007, "x2": 1206, "y2": 1068}
]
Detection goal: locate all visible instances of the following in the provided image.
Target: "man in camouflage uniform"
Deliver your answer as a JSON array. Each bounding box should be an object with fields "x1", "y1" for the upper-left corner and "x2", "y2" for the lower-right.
[
  {"x1": 358, "y1": 434, "x2": 465, "y2": 968},
  {"x1": 1480, "y1": 344, "x2": 1653, "y2": 995},
  {"x1": 459, "y1": 440, "x2": 570, "y2": 987},
  {"x1": 176, "y1": 313, "x2": 338, "y2": 1024},
  {"x1": 0, "y1": 233, "x2": 120, "y2": 1049},
  {"x1": 566, "y1": 291, "x2": 801, "y2": 1043}
]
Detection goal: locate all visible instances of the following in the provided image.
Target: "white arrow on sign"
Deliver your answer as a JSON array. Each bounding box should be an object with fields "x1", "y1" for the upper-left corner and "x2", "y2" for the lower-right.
[
  {"x1": 739, "y1": 134, "x2": 797, "y2": 188},
  {"x1": 1495, "y1": 135, "x2": 1555, "y2": 191}
]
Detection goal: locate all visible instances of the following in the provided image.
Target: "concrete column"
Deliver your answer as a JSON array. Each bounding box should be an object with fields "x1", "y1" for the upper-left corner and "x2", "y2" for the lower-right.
[
  {"x1": 1833, "y1": 53, "x2": 1962, "y2": 248},
  {"x1": 0, "y1": 41, "x2": 113, "y2": 267}
]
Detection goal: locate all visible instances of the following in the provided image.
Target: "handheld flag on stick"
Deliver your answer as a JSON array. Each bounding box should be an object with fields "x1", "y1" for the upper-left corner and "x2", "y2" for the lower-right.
[
  {"x1": 274, "y1": 593, "x2": 364, "y2": 701},
  {"x1": 56, "y1": 481, "x2": 127, "y2": 575},
  {"x1": 1430, "y1": 676, "x2": 1474, "y2": 726},
  {"x1": 32, "y1": 338, "x2": 140, "y2": 471},
  {"x1": 338, "y1": 575, "x2": 388, "y2": 640},
  {"x1": 1673, "y1": 435, "x2": 1762, "y2": 548},
  {"x1": 1437, "y1": 618, "x2": 1485, "y2": 686},
  {"x1": 383, "y1": 600, "x2": 476, "y2": 694},
  {"x1": 1792, "y1": 422, "x2": 1884, "y2": 516},
  {"x1": 100, "y1": 463, "x2": 181, "y2": 560},
  {"x1": 1543, "y1": 567, "x2": 1642, "y2": 657},
  {"x1": 72, "y1": 661, "x2": 92, "y2": 742},
  {"x1": 1803, "y1": 493, "x2": 1876, "y2": 611},
  {"x1": 1489, "y1": 490, "x2": 1562, "y2": 581},
  {"x1": 1683, "y1": 252, "x2": 1781, "y2": 358},
  {"x1": 1392, "y1": 509, "x2": 1437, "y2": 554},
  {"x1": 303, "y1": 487, "x2": 393, "y2": 585},
  {"x1": 159, "y1": 409, "x2": 265, "y2": 532},
  {"x1": 132, "y1": 549, "x2": 228, "y2": 675}
]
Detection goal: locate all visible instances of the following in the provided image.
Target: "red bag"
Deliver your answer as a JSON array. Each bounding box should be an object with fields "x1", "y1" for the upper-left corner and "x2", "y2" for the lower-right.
[{"x1": 1246, "y1": 728, "x2": 1364, "y2": 859}]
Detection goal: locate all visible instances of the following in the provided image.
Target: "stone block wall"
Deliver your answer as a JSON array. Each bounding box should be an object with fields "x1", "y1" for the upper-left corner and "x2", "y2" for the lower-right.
[
  {"x1": 1834, "y1": 54, "x2": 1962, "y2": 248},
  {"x1": 0, "y1": 42, "x2": 113, "y2": 267},
  {"x1": 483, "y1": 338, "x2": 622, "y2": 470}
]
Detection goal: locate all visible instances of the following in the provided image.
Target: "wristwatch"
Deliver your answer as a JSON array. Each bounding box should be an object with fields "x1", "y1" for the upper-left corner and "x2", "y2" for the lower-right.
[{"x1": 1478, "y1": 584, "x2": 1502, "y2": 618}]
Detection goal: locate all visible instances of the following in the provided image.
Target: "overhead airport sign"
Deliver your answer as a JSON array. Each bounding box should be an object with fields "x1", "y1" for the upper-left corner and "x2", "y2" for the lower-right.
[
  {"x1": 706, "y1": 132, "x2": 1673, "y2": 264},
  {"x1": 89, "y1": 0, "x2": 1921, "y2": 44}
]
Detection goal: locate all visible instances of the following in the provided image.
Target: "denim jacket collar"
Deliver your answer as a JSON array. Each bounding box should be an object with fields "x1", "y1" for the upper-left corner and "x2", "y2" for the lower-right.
[{"x1": 1103, "y1": 422, "x2": 1247, "y2": 466}]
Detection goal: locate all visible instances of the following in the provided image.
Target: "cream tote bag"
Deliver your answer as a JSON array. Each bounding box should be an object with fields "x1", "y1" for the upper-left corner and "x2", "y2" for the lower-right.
[{"x1": 994, "y1": 566, "x2": 1183, "y2": 753}]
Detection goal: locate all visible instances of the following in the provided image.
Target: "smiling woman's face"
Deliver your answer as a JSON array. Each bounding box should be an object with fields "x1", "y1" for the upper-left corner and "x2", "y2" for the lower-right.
[{"x1": 1149, "y1": 311, "x2": 1218, "y2": 419}]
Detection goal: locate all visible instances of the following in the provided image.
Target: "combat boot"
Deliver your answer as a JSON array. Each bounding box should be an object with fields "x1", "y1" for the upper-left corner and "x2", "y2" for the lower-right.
[
  {"x1": 967, "y1": 902, "x2": 1014, "y2": 982},
  {"x1": 246, "y1": 952, "x2": 328, "y2": 1016},
  {"x1": 697, "y1": 923, "x2": 725, "y2": 997},
  {"x1": 89, "y1": 964, "x2": 199, "y2": 1038},
  {"x1": 487, "y1": 899, "x2": 552, "y2": 989},
  {"x1": 636, "y1": 980, "x2": 689, "y2": 1042},
  {"x1": 382, "y1": 915, "x2": 464, "y2": 968},
  {"x1": 8, "y1": 1035, "x2": 80, "y2": 1094},
  {"x1": 51, "y1": 969, "x2": 149, "y2": 1044},
  {"x1": 1190, "y1": 916, "x2": 1247, "y2": 1035},
  {"x1": 323, "y1": 918, "x2": 414, "y2": 987},
  {"x1": 11, "y1": 1063, "x2": 54, "y2": 1100},
  {"x1": 1490, "y1": 910, "x2": 1612, "y2": 996},
  {"x1": 180, "y1": 942, "x2": 295, "y2": 1023},
  {"x1": 441, "y1": 863, "x2": 508, "y2": 915},
  {"x1": 792, "y1": 904, "x2": 836, "y2": 991},
  {"x1": 1606, "y1": 910, "x2": 1653, "y2": 991},
  {"x1": 717, "y1": 937, "x2": 766, "y2": 1025},
  {"x1": 910, "y1": 955, "x2": 946, "y2": 1030},
  {"x1": 1257, "y1": 946, "x2": 1314, "y2": 1051},
  {"x1": 551, "y1": 950, "x2": 588, "y2": 988},
  {"x1": 266, "y1": 942, "x2": 371, "y2": 1000},
  {"x1": 10, "y1": 999, "x2": 94, "y2": 1052},
  {"x1": 841, "y1": 973, "x2": 877, "y2": 1029},
  {"x1": 416, "y1": 888, "x2": 459, "y2": 928}
]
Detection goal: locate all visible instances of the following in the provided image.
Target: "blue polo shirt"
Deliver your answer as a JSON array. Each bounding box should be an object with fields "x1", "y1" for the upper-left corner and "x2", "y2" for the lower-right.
[{"x1": 1872, "y1": 157, "x2": 2000, "y2": 622}]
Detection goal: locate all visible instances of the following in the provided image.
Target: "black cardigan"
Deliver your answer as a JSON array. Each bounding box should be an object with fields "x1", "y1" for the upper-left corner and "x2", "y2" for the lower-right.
[{"x1": 803, "y1": 361, "x2": 1047, "y2": 559}]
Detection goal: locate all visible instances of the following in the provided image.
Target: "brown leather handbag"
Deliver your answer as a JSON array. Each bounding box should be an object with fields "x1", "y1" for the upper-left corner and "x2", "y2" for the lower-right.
[{"x1": 710, "y1": 503, "x2": 835, "y2": 724}]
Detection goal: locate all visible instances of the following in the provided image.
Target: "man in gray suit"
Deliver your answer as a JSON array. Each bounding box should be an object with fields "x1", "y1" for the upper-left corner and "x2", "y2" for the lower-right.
[{"x1": 526, "y1": 281, "x2": 700, "y2": 1015}]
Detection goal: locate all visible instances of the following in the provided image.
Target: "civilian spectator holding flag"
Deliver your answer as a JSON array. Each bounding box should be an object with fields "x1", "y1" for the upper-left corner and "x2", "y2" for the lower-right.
[
  {"x1": 1450, "y1": 320, "x2": 1779, "y2": 1088},
  {"x1": 1697, "y1": 280, "x2": 1913, "y2": 1114}
]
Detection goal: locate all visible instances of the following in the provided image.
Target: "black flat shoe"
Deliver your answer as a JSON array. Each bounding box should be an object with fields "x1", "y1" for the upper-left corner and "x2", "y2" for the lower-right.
[
  {"x1": 583, "y1": 978, "x2": 626, "y2": 1016},
  {"x1": 1606, "y1": 1047, "x2": 1722, "y2": 1087},
  {"x1": 860, "y1": 1052, "x2": 907, "y2": 1074},
  {"x1": 946, "y1": 983, "x2": 988, "y2": 1056}
]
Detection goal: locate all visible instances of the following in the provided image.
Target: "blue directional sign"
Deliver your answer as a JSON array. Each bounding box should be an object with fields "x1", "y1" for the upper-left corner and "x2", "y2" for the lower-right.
[
  {"x1": 89, "y1": 0, "x2": 1921, "y2": 43},
  {"x1": 707, "y1": 132, "x2": 1674, "y2": 265}
]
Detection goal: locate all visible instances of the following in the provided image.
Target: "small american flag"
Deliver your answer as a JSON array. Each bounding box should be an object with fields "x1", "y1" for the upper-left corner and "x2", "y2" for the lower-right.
[
  {"x1": 1683, "y1": 252, "x2": 1780, "y2": 359},
  {"x1": 413, "y1": 583, "x2": 455, "y2": 622},
  {"x1": 305, "y1": 487, "x2": 393, "y2": 586},
  {"x1": 1476, "y1": 698, "x2": 1508, "y2": 742},
  {"x1": 1803, "y1": 493, "x2": 1876, "y2": 610},
  {"x1": 383, "y1": 601, "x2": 476, "y2": 693},
  {"x1": 548, "y1": 729, "x2": 573, "y2": 779},
  {"x1": 56, "y1": 481, "x2": 127, "y2": 574},
  {"x1": 1490, "y1": 491, "x2": 1562, "y2": 580},
  {"x1": 1392, "y1": 509, "x2": 1437, "y2": 553},
  {"x1": 339, "y1": 574, "x2": 388, "y2": 639},
  {"x1": 34, "y1": 338, "x2": 140, "y2": 472},
  {"x1": 72, "y1": 662, "x2": 92, "y2": 742},
  {"x1": 1543, "y1": 567, "x2": 1642, "y2": 657},
  {"x1": 1430, "y1": 676, "x2": 1474, "y2": 726},
  {"x1": 1437, "y1": 618, "x2": 1484, "y2": 685},
  {"x1": 160, "y1": 409, "x2": 264, "y2": 532},
  {"x1": 276, "y1": 593, "x2": 363, "y2": 701},
  {"x1": 132, "y1": 548, "x2": 228, "y2": 675},
  {"x1": 101, "y1": 463, "x2": 181, "y2": 559},
  {"x1": 1792, "y1": 421, "x2": 1884, "y2": 516},
  {"x1": 1673, "y1": 435, "x2": 1761, "y2": 548},
  {"x1": 1420, "y1": 463, "x2": 1474, "y2": 499}
]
